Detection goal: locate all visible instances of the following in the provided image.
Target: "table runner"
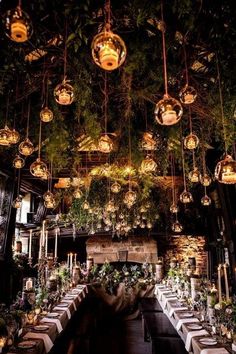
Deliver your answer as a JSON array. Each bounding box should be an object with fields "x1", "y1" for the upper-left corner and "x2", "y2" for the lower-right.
[{"x1": 23, "y1": 332, "x2": 53, "y2": 353}]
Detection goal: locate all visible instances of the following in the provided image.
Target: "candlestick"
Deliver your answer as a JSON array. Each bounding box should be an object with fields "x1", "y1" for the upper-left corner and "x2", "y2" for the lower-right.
[
  {"x1": 29, "y1": 229, "x2": 32, "y2": 259},
  {"x1": 74, "y1": 253, "x2": 77, "y2": 266},
  {"x1": 223, "y1": 263, "x2": 230, "y2": 301},
  {"x1": 42, "y1": 220, "x2": 46, "y2": 247},
  {"x1": 70, "y1": 252, "x2": 73, "y2": 273},
  {"x1": 45, "y1": 231, "x2": 48, "y2": 258},
  {"x1": 67, "y1": 253, "x2": 70, "y2": 268},
  {"x1": 218, "y1": 264, "x2": 222, "y2": 303},
  {"x1": 54, "y1": 229, "x2": 58, "y2": 259},
  {"x1": 39, "y1": 231, "x2": 42, "y2": 260}
]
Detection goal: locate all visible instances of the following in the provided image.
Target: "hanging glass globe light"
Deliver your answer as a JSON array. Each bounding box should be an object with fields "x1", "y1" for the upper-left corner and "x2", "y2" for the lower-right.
[
  {"x1": 188, "y1": 167, "x2": 201, "y2": 183},
  {"x1": 40, "y1": 169, "x2": 50, "y2": 181},
  {"x1": 171, "y1": 220, "x2": 183, "y2": 233},
  {"x1": 179, "y1": 85, "x2": 197, "y2": 104},
  {"x1": 98, "y1": 134, "x2": 114, "y2": 153},
  {"x1": 184, "y1": 133, "x2": 199, "y2": 150},
  {"x1": 147, "y1": 222, "x2": 152, "y2": 229},
  {"x1": 0, "y1": 125, "x2": 12, "y2": 146},
  {"x1": 111, "y1": 181, "x2": 121, "y2": 193},
  {"x1": 124, "y1": 190, "x2": 137, "y2": 207},
  {"x1": 140, "y1": 206, "x2": 147, "y2": 213},
  {"x1": 179, "y1": 190, "x2": 193, "y2": 204},
  {"x1": 140, "y1": 155, "x2": 157, "y2": 174},
  {"x1": 73, "y1": 188, "x2": 83, "y2": 199},
  {"x1": 30, "y1": 158, "x2": 47, "y2": 178},
  {"x1": 119, "y1": 213, "x2": 124, "y2": 220},
  {"x1": 106, "y1": 200, "x2": 116, "y2": 213},
  {"x1": 43, "y1": 190, "x2": 54, "y2": 202},
  {"x1": 154, "y1": 95, "x2": 183, "y2": 126},
  {"x1": 8, "y1": 128, "x2": 20, "y2": 144},
  {"x1": 170, "y1": 203, "x2": 179, "y2": 213},
  {"x1": 97, "y1": 222, "x2": 102, "y2": 229},
  {"x1": 201, "y1": 195, "x2": 211, "y2": 206},
  {"x1": 140, "y1": 222, "x2": 146, "y2": 229},
  {"x1": 44, "y1": 198, "x2": 56, "y2": 209},
  {"x1": 200, "y1": 173, "x2": 212, "y2": 187},
  {"x1": 215, "y1": 155, "x2": 236, "y2": 184},
  {"x1": 13, "y1": 155, "x2": 25, "y2": 169},
  {"x1": 12, "y1": 196, "x2": 22, "y2": 209},
  {"x1": 3, "y1": 5, "x2": 33, "y2": 43},
  {"x1": 54, "y1": 80, "x2": 74, "y2": 105},
  {"x1": 40, "y1": 107, "x2": 54, "y2": 123},
  {"x1": 18, "y1": 138, "x2": 34, "y2": 156},
  {"x1": 82, "y1": 200, "x2": 90, "y2": 210},
  {"x1": 91, "y1": 29, "x2": 127, "y2": 71}
]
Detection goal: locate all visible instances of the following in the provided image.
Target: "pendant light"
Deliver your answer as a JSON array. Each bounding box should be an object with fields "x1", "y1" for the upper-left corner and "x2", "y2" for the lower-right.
[
  {"x1": 30, "y1": 120, "x2": 48, "y2": 178},
  {"x1": 214, "y1": 55, "x2": 236, "y2": 184},
  {"x1": 91, "y1": 0, "x2": 126, "y2": 71},
  {"x1": 171, "y1": 217, "x2": 183, "y2": 233},
  {"x1": 184, "y1": 108, "x2": 199, "y2": 150},
  {"x1": 12, "y1": 169, "x2": 22, "y2": 209},
  {"x1": 40, "y1": 76, "x2": 54, "y2": 122},
  {"x1": 180, "y1": 139, "x2": 193, "y2": 204},
  {"x1": 19, "y1": 101, "x2": 34, "y2": 156},
  {"x1": 98, "y1": 73, "x2": 114, "y2": 153},
  {"x1": 13, "y1": 155, "x2": 25, "y2": 169},
  {"x1": 179, "y1": 41, "x2": 197, "y2": 104},
  {"x1": 140, "y1": 154, "x2": 157, "y2": 174},
  {"x1": 154, "y1": 3, "x2": 183, "y2": 126},
  {"x1": 54, "y1": 21, "x2": 74, "y2": 105},
  {"x1": 111, "y1": 181, "x2": 121, "y2": 193},
  {"x1": 3, "y1": 0, "x2": 33, "y2": 43},
  {"x1": 188, "y1": 148, "x2": 201, "y2": 183},
  {"x1": 44, "y1": 163, "x2": 56, "y2": 209},
  {"x1": 201, "y1": 187, "x2": 211, "y2": 206},
  {"x1": 169, "y1": 153, "x2": 179, "y2": 213},
  {"x1": 0, "y1": 92, "x2": 18, "y2": 146}
]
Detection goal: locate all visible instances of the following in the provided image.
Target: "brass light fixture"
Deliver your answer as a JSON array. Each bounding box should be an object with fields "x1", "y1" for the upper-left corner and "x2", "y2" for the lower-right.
[
  {"x1": 3, "y1": 0, "x2": 33, "y2": 43},
  {"x1": 30, "y1": 120, "x2": 48, "y2": 178},
  {"x1": 214, "y1": 55, "x2": 236, "y2": 184},
  {"x1": 154, "y1": 5, "x2": 183, "y2": 126},
  {"x1": 91, "y1": 0, "x2": 126, "y2": 71},
  {"x1": 19, "y1": 101, "x2": 34, "y2": 156}
]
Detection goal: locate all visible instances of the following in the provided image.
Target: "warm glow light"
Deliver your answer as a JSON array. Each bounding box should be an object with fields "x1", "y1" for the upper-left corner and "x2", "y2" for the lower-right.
[
  {"x1": 140, "y1": 155, "x2": 157, "y2": 174},
  {"x1": 200, "y1": 174, "x2": 212, "y2": 186},
  {"x1": 171, "y1": 220, "x2": 183, "y2": 233},
  {"x1": 40, "y1": 107, "x2": 54, "y2": 122},
  {"x1": 13, "y1": 155, "x2": 25, "y2": 169},
  {"x1": 43, "y1": 190, "x2": 54, "y2": 202},
  {"x1": 12, "y1": 196, "x2": 22, "y2": 209},
  {"x1": 170, "y1": 203, "x2": 179, "y2": 213},
  {"x1": 184, "y1": 133, "x2": 199, "y2": 150},
  {"x1": 0, "y1": 125, "x2": 12, "y2": 146},
  {"x1": 111, "y1": 181, "x2": 121, "y2": 193},
  {"x1": 179, "y1": 190, "x2": 193, "y2": 204},
  {"x1": 201, "y1": 195, "x2": 211, "y2": 206},
  {"x1": 188, "y1": 168, "x2": 201, "y2": 183},
  {"x1": 30, "y1": 158, "x2": 48, "y2": 178},
  {"x1": 215, "y1": 155, "x2": 236, "y2": 184},
  {"x1": 98, "y1": 134, "x2": 114, "y2": 153},
  {"x1": 179, "y1": 85, "x2": 197, "y2": 104},
  {"x1": 4, "y1": 6, "x2": 33, "y2": 43},
  {"x1": 54, "y1": 80, "x2": 74, "y2": 105},
  {"x1": 154, "y1": 95, "x2": 183, "y2": 126},
  {"x1": 18, "y1": 138, "x2": 34, "y2": 156}
]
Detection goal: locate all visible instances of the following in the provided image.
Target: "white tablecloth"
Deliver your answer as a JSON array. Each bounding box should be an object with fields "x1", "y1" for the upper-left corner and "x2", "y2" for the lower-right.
[{"x1": 185, "y1": 330, "x2": 208, "y2": 351}]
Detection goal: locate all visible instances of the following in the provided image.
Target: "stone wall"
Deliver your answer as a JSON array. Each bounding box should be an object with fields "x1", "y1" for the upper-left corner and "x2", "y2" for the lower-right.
[{"x1": 86, "y1": 235, "x2": 158, "y2": 264}]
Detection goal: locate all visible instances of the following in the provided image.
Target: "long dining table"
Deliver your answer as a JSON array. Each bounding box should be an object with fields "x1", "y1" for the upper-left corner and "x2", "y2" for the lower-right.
[
  {"x1": 7, "y1": 285, "x2": 88, "y2": 354},
  {"x1": 154, "y1": 284, "x2": 232, "y2": 354}
]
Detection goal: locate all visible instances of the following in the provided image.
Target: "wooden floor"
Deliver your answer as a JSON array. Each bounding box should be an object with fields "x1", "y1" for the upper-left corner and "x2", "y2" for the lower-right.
[{"x1": 50, "y1": 297, "x2": 151, "y2": 354}]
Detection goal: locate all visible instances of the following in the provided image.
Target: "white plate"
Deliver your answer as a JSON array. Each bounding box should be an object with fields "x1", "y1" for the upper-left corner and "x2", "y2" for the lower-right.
[
  {"x1": 18, "y1": 340, "x2": 36, "y2": 349},
  {"x1": 57, "y1": 302, "x2": 69, "y2": 307},
  {"x1": 46, "y1": 312, "x2": 60, "y2": 318},
  {"x1": 199, "y1": 338, "x2": 217, "y2": 346},
  {"x1": 187, "y1": 324, "x2": 203, "y2": 330},
  {"x1": 180, "y1": 312, "x2": 194, "y2": 317},
  {"x1": 33, "y1": 325, "x2": 49, "y2": 331}
]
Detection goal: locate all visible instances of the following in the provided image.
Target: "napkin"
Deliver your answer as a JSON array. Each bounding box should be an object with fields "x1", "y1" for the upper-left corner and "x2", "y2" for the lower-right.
[
  {"x1": 169, "y1": 306, "x2": 188, "y2": 317},
  {"x1": 185, "y1": 330, "x2": 208, "y2": 351},
  {"x1": 23, "y1": 332, "x2": 53, "y2": 353},
  {"x1": 176, "y1": 317, "x2": 199, "y2": 331},
  {"x1": 41, "y1": 317, "x2": 63, "y2": 333},
  {"x1": 62, "y1": 299, "x2": 77, "y2": 310},
  {"x1": 158, "y1": 290, "x2": 172, "y2": 301},
  {"x1": 162, "y1": 296, "x2": 178, "y2": 309},
  {"x1": 53, "y1": 306, "x2": 71, "y2": 319},
  {"x1": 200, "y1": 349, "x2": 229, "y2": 354}
]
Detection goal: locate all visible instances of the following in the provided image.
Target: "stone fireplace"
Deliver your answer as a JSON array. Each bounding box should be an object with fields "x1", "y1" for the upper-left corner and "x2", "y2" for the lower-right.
[{"x1": 86, "y1": 235, "x2": 158, "y2": 264}]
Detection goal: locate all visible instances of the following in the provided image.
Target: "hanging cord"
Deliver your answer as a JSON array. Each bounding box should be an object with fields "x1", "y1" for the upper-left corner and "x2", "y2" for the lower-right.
[
  {"x1": 105, "y1": 0, "x2": 111, "y2": 31},
  {"x1": 192, "y1": 148, "x2": 196, "y2": 169},
  {"x1": 216, "y1": 53, "x2": 227, "y2": 154},
  {"x1": 183, "y1": 43, "x2": 189, "y2": 86},
  {"x1": 170, "y1": 153, "x2": 175, "y2": 205},
  {"x1": 63, "y1": 20, "x2": 68, "y2": 80},
  {"x1": 188, "y1": 106, "x2": 193, "y2": 134},
  {"x1": 38, "y1": 119, "x2": 42, "y2": 159},
  {"x1": 17, "y1": 169, "x2": 21, "y2": 196},
  {"x1": 104, "y1": 72, "x2": 108, "y2": 134},
  {"x1": 128, "y1": 114, "x2": 132, "y2": 190},
  {"x1": 45, "y1": 76, "x2": 49, "y2": 107},
  {"x1": 49, "y1": 160, "x2": 53, "y2": 192},
  {"x1": 26, "y1": 99, "x2": 31, "y2": 138},
  {"x1": 204, "y1": 185, "x2": 207, "y2": 196},
  {"x1": 181, "y1": 137, "x2": 187, "y2": 191},
  {"x1": 160, "y1": 1, "x2": 168, "y2": 96},
  {"x1": 5, "y1": 91, "x2": 10, "y2": 126}
]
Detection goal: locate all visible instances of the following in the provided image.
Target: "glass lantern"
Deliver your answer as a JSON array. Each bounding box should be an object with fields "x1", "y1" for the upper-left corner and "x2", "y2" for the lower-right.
[
  {"x1": 106, "y1": 200, "x2": 116, "y2": 213},
  {"x1": 215, "y1": 155, "x2": 236, "y2": 184},
  {"x1": 82, "y1": 200, "x2": 90, "y2": 210},
  {"x1": 184, "y1": 133, "x2": 199, "y2": 150},
  {"x1": 98, "y1": 134, "x2": 114, "y2": 153},
  {"x1": 3, "y1": 6, "x2": 33, "y2": 43},
  {"x1": 40, "y1": 107, "x2": 54, "y2": 122},
  {"x1": 8, "y1": 128, "x2": 20, "y2": 144},
  {"x1": 179, "y1": 190, "x2": 193, "y2": 203},
  {"x1": 0, "y1": 125, "x2": 12, "y2": 146},
  {"x1": 200, "y1": 173, "x2": 212, "y2": 187},
  {"x1": 23, "y1": 277, "x2": 36, "y2": 292},
  {"x1": 91, "y1": 29, "x2": 127, "y2": 71},
  {"x1": 18, "y1": 138, "x2": 34, "y2": 156},
  {"x1": 12, "y1": 196, "x2": 22, "y2": 209},
  {"x1": 171, "y1": 220, "x2": 183, "y2": 233},
  {"x1": 73, "y1": 188, "x2": 83, "y2": 199},
  {"x1": 124, "y1": 189, "x2": 137, "y2": 206},
  {"x1": 201, "y1": 195, "x2": 211, "y2": 206},
  {"x1": 188, "y1": 168, "x2": 201, "y2": 183},
  {"x1": 179, "y1": 85, "x2": 197, "y2": 104},
  {"x1": 140, "y1": 155, "x2": 157, "y2": 173},
  {"x1": 30, "y1": 158, "x2": 47, "y2": 177},
  {"x1": 44, "y1": 198, "x2": 56, "y2": 209},
  {"x1": 170, "y1": 203, "x2": 179, "y2": 213},
  {"x1": 54, "y1": 80, "x2": 74, "y2": 105},
  {"x1": 154, "y1": 95, "x2": 183, "y2": 126},
  {"x1": 111, "y1": 181, "x2": 121, "y2": 193},
  {"x1": 43, "y1": 190, "x2": 54, "y2": 202},
  {"x1": 13, "y1": 155, "x2": 25, "y2": 169}
]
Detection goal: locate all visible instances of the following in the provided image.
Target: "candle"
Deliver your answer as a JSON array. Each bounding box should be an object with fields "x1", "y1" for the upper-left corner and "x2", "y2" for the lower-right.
[
  {"x1": 42, "y1": 220, "x2": 46, "y2": 247},
  {"x1": 223, "y1": 263, "x2": 230, "y2": 301},
  {"x1": 45, "y1": 231, "x2": 48, "y2": 258},
  {"x1": 67, "y1": 253, "x2": 70, "y2": 268},
  {"x1": 39, "y1": 231, "x2": 42, "y2": 259},
  {"x1": 218, "y1": 264, "x2": 222, "y2": 303},
  {"x1": 54, "y1": 229, "x2": 58, "y2": 259},
  {"x1": 29, "y1": 229, "x2": 32, "y2": 259},
  {"x1": 74, "y1": 253, "x2": 77, "y2": 266},
  {"x1": 26, "y1": 278, "x2": 33, "y2": 291},
  {"x1": 70, "y1": 253, "x2": 73, "y2": 273}
]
